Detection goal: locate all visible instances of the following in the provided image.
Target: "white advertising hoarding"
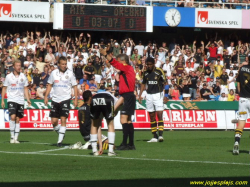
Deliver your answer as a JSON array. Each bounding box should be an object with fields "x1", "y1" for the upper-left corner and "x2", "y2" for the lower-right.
[
  {"x1": 0, "y1": 1, "x2": 50, "y2": 22},
  {"x1": 195, "y1": 8, "x2": 242, "y2": 28},
  {"x1": 0, "y1": 109, "x2": 241, "y2": 130}
]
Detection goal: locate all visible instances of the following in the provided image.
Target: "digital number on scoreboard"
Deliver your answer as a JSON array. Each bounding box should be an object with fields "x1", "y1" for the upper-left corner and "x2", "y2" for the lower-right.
[{"x1": 63, "y1": 5, "x2": 147, "y2": 32}]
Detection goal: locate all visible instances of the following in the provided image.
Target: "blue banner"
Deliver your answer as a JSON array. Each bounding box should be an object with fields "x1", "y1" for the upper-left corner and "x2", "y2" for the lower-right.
[{"x1": 153, "y1": 7, "x2": 195, "y2": 27}]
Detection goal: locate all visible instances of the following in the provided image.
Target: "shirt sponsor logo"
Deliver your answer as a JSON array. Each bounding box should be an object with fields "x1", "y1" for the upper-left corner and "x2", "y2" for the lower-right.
[
  {"x1": 148, "y1": 81, "x2": 158, "y2": 84},
  {"x1": 11, "y1": 84, "x2": 16, "y2": 87},
  {"x1": 0, "y1": 4, "x2": 11, "y2": 18},
  {"x1": 54, "y1": 80, "x2": 59, "y2": 83}
]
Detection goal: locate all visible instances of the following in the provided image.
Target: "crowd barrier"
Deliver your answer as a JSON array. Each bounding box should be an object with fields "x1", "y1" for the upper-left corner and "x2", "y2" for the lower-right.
[{"x1": 0, "y1": 99, "x2": 246, "y2": 130}]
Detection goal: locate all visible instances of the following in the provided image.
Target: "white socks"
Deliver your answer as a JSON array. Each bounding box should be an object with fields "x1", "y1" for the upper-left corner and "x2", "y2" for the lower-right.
[
  {"x1": 108, "y1": 132, "x2": 115, "y2": 153},
  {"x1": 9, "y1": 120, "x2": 15, "y2": 139},
  {"x1": 58, "y1": 126, "x2": 66, "y2": 143},
  {"x1": 54, "y1": 125, "x2": 61, "y2": 134},
  {"x1": 90, "y1": 134, "x2": 98, "y2": 153},
  {"x1": 14, "y1": 123, "x2": 20, "y2": 140}
]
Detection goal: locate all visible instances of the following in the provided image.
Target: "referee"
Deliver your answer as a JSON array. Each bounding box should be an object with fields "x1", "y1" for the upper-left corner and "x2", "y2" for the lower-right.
[
  {"x1": 105, "y1": 53, "x2": 136, "y2": 150},
  {"x1": 139, "y1": 57, "x2": 166, "y2": 142},
  {"x1": 233, "y1": 61, "x2": 250, "y2": 155},
  {"x1": 44, "y1": 56, "x2": 78, "y2": 147}
]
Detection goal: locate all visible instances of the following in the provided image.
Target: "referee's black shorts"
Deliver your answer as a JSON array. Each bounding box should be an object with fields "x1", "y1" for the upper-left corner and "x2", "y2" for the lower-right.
[
  {"x1": 49, "y1": 99, "x2": 71, "y2": 119},
  {"x1": 120, "y1": 92, "x2": 136, "y2": 116}
]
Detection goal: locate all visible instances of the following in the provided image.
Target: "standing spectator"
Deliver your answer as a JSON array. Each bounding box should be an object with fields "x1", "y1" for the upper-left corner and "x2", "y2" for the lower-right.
[
  {"x1": 175, "y1": 60, "x2": 185, "y2": 75},
  {"x1": 189, "y1": 71, "x2": 198, "y2": 100},
  {"x1": 227, "y1": 42, "x2": 235, "y2": 55},
  {"x1": 74, "y1": 60, "x2": 84, "y2": 80},
  {"x1": 35, "y1": 56, "x2": 46, "y2": 74},
  {"x1": 214, "y1": 60, "x2": 223, "y2": 79},
  {"x1": 205, "y1": 42, "x2": 218, "y2": 62},
  {"x1": 182, "y1": 77, "x2": 191, "y2": 100},
  {"x1": 84, "y1": 60, "x2": 96, "y2": 80},
  {"x1": 220, "y1": 68, "x2": 229, "y2": 90},
  {"x1": 113, "y1": 43, "x2": 121, "y2": 57},
  {"x1": 228, "y1": 71, "x2": 236, "y2": 92},
  {"x1": 32, "y1": 68, "x2": 41, "y2": 87},
  {"x1": 134, "y1": 41, "x2": 144, "y2": 57},
  {"x1": 170, "y1": 84, "x2": 180, "y2": 100},
  {"x1": 45, "y1": 48, "x2": 55, "y2": 66}
]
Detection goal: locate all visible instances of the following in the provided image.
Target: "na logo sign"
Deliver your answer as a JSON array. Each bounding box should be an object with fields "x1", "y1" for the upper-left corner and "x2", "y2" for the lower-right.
[
  {"x1": 0, "y1": 4, "x2": 12, "y2": 17},
  {"x1": 197, "y1": 11, "x2": 208, "y2": 24}
]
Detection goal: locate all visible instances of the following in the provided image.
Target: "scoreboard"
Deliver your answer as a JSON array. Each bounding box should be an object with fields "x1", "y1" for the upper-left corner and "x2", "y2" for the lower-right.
[{"x1": 53, "y1": 3, "x2": 153, "y2": 32}]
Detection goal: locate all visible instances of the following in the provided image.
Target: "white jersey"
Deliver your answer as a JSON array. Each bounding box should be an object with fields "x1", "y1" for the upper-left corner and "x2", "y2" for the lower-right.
[
  {"x1": 4, "y1": 72, "x2": 28, "y2": 105},
  {"x1": 47, "y1": 69, "x2": 77, "y2": 103}
]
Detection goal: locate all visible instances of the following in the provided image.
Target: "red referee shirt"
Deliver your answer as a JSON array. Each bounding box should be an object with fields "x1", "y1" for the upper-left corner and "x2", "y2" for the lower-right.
[{"x1": 110, "y1": 59, "x2": 135, "y2": 95}]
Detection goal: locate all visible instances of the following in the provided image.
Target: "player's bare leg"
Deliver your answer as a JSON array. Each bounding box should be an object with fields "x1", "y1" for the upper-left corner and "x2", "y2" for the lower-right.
[{"x1": 51, "y1": 117, "x2": 60, "y2": 134}]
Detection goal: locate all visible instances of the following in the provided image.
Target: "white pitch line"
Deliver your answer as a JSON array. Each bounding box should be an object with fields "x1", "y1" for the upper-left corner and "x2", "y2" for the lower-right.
[
  {"x1": 35, "y1": 147, "x2": 69, "y2": 153},
  {"x1": 0, "y1": 150, "x2": 249, "y2": 166}
]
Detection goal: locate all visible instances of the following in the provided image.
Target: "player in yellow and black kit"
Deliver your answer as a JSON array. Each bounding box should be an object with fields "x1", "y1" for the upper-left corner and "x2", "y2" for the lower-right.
[
  {"x1": 233, "y1": 61, "x2": 250, "y2": 155},
  {"x1": 139, "y1": 57, "x2": 167, "y2": 143}
]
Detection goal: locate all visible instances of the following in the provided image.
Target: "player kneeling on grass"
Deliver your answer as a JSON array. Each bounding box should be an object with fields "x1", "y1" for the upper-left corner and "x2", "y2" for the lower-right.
[
  {"x1": 139, "y1": 57, "x2": 167, "y2": 143},
  {"x1": 233, "y1": 61, "x2": 250, "y2": 155},
  {"x1": 1, "y1": 60, "x2": 31, "y2": 144}
]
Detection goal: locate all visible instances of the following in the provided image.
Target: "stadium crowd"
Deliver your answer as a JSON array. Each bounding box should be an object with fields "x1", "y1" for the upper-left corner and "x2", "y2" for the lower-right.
[{"x1": 0, "y1": 31, "x2": 245, "y2": 102}]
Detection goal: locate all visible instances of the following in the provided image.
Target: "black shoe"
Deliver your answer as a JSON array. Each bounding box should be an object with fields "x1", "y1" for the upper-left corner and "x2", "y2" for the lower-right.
[
  {"x1": 128, "y1": 145, "x2": 136, "y2": 150},
  {"x1": 57, "y1": 143, "x2": 63, "y2": 147},
  {"x1": 116, "y1": 144, "x2": 129, "y2": 150}
]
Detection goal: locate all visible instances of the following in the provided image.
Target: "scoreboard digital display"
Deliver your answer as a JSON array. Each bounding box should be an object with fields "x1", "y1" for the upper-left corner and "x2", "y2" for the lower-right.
[{"x1": 63, "y1": 5, "x2": 147, "y2": 32}]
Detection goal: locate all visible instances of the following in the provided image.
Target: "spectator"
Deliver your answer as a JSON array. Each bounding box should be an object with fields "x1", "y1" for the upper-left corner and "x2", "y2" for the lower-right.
[
  {"x1": 41, "y1": 66, "x2": 49, "y2": 86},
  {"x1": 219, "y1": 92, "x2": 228, "y2": 101},
  {"x1": 227, "y1": 89, "x2": 235, "y2": 101},
  {"x1": 170, "y1": 84, "x2": 180, "y2": 100},
  {"x1": 200, "y1": 83, "x2": 211, "y2": 100},
  {"x1": 189, "y1": 71, "x2": 198, "y2": 100},
  {"x1": 45, "y1": 48, "x2": 55, "y2": 66},
  {"x1": 30, "y1": 84, "x2": 37, "y2": 99},
  {"x1": 205, "y1": 42, "x2": 218, "y2": 62},
  {"x1": 84, "y1": 60, "x2": 95, "y2": 80},
  {"x1": 37, "y1": 82, "x2": 46, "y2": 99}
]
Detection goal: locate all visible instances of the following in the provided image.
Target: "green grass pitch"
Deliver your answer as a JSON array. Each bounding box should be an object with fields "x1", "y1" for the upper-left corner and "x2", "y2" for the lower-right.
[{"x1": 0, "y1": 130, "x2": 249, "y2": 187}]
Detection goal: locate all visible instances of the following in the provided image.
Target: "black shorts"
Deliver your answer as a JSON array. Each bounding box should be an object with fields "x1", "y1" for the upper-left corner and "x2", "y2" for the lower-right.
[
  {"x1": 49, "y1": 99, "x2": 71, "y2": 119},
  {"x1": 120, "y1": 92, "x2": 136, "y2": 116},
  {"x1": 90, "y1": 93, "x2": 115, "y2": 120},
  {"x1": 8, "y1": 102, "x2": 24, "y2": 118}
]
